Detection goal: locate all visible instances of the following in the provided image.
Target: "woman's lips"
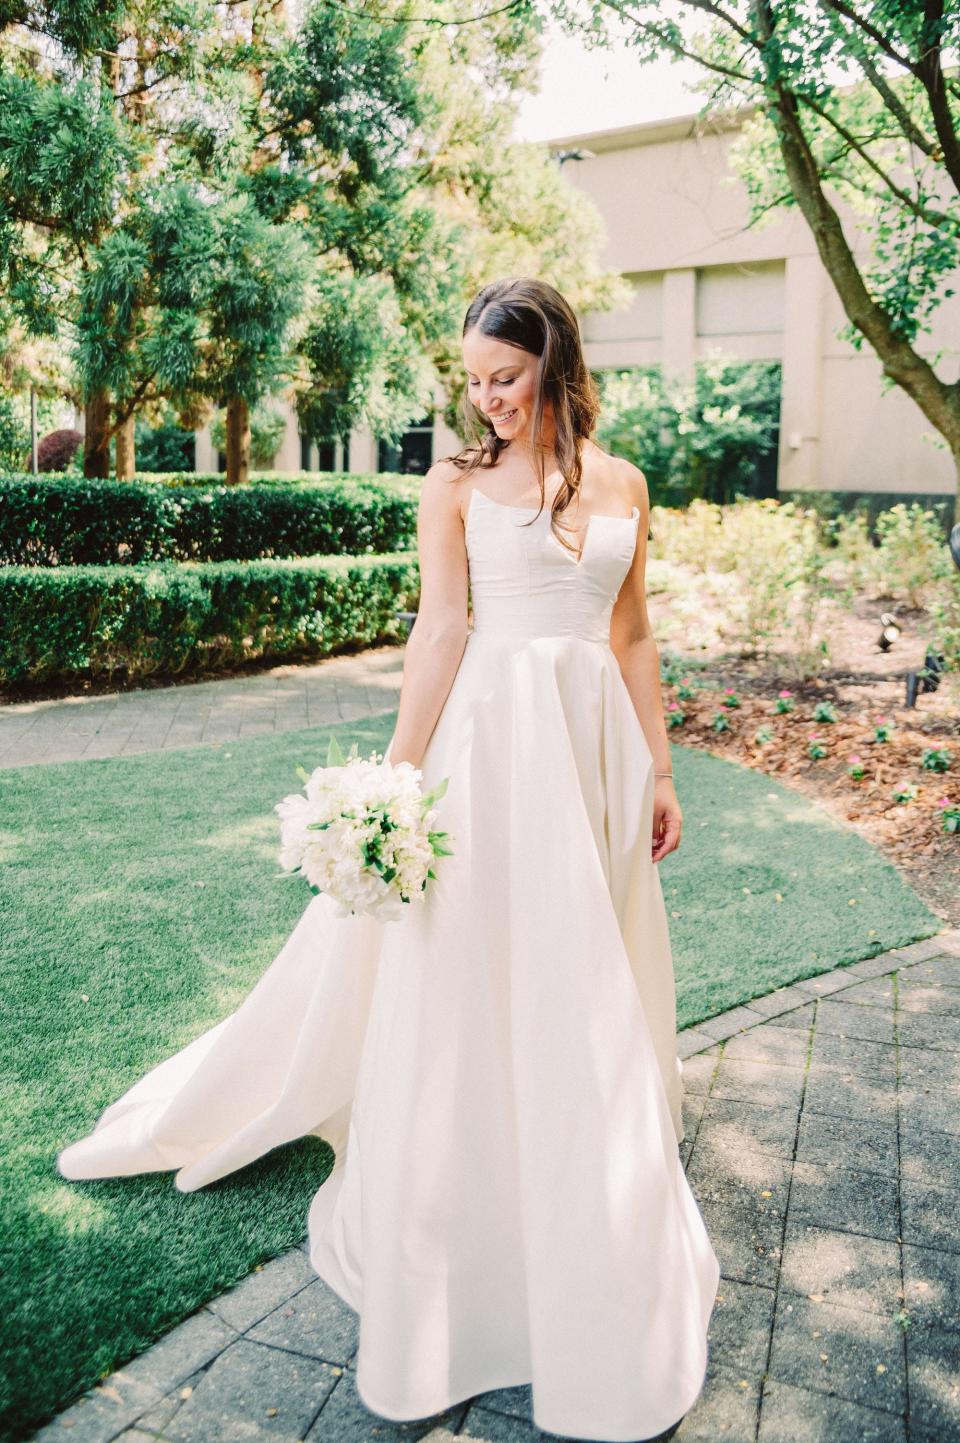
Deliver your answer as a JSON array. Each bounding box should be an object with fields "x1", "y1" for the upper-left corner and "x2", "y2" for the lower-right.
[{"x1": 491, "y1": 409, "x2": 518, "y2": 425}]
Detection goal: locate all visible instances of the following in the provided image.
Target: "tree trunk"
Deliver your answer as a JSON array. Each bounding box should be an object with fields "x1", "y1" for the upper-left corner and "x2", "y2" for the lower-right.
[
  {"x1": 83, "y1": 391, "x2": 111, "y2": 479},
  {"x1": 115, "y1": 413, "x2": 136, "y2": 480},
  {"x1": 225, "y1": 395, "x2": 250, "y2": 485},
  {"x1": 954, "y1": 455, "x2": 960, "y2": 531}
]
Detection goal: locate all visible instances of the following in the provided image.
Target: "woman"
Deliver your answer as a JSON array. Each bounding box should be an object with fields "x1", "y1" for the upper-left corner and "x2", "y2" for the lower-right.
[{"x1": 58, "y1": 277, "x2": 720, "y2": 1442}]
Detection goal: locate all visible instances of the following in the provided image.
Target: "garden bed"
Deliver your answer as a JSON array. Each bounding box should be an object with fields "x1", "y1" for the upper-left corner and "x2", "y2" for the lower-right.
[{"x1": 654, "y1": 586, "x2": 959, "y2": 927}]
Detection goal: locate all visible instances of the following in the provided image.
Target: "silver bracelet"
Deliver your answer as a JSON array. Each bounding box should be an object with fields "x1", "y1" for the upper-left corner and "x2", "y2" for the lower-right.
[{"x1": 655, "y1": 771, "x2": 674, "y2": 778}]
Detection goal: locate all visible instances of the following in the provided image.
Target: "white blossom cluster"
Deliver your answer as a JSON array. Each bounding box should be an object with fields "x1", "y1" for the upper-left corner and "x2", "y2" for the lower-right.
[{"x1": 275, "y1": 752, "x2": 448, "y2": 921}]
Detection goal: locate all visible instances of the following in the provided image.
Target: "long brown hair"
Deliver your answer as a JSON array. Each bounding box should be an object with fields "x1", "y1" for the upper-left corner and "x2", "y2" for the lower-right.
[{"x1": 440, "y1": 277, "x2": 602, "y2": 556}]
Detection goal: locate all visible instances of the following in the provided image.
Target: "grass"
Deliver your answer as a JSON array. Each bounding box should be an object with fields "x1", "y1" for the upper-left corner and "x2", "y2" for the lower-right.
[{"x1": 1, "y1": 720, "x2": 940, "y2": 1440}]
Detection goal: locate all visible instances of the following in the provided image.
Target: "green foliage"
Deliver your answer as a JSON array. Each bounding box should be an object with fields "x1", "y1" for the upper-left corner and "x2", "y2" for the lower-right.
[
  {"x1": 595, "y1": 356, "x2": 782, "y2": 505},
  {"x1": 927, "y1": 572, "x2": 960, "y2": 676},
  {"x1": 0, "y1": 72, "x2": 132, "y2": 334},
  {"x1": 0, "y1": 372, "x2": 68, "y2": 469},
  {"x1": 0, "y1": 474, "x2": 418, "y2": 565},
  {"x1": 553, "y1": 0, "x2": 960, "y2": 514},
  {"x1": 1, "y1": 0, "x2": 624, "y2": 480},
  {"x1": 645, "y1": 495, "x2": 841, "y2": 673},
  {"x1": 298, "y1": 268, "x2": 441, "y2": 446},
  {"x1": 869, "y1": 502, "x2": 955, "y2": 606},
  {"x1": 209, "y1": 403, "x2": 286, "y2": 469},
  {"x1": 135, "y1": 412, "x2": 195, "y2": 473},
  {"x1": 0, "y1": 553, "x2": 420, "y2": 685}
]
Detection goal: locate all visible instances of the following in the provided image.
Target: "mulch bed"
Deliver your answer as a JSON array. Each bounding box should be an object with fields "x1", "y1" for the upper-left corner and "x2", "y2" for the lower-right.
[{"x1": 656, "y1": 590, "x2": 958, "y2": 927}]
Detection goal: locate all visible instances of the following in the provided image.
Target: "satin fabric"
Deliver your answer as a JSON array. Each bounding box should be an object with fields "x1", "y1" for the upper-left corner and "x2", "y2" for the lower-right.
[{"x1": 58, "y1": 484, "x2": 720, "y2": 1441}]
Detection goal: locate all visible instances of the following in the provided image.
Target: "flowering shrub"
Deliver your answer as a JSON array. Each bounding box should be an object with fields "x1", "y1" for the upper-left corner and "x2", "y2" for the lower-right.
[
  {"x1": 870, "y1": 503, "x2": 953, "y2": 607},
  {"x1": 939, "y1": 799, "x2": 960, "y2": 834}
]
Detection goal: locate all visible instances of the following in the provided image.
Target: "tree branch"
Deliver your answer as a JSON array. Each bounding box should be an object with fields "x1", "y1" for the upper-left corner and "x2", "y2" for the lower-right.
[
  {"x1": 817, "y1": 0, "x2": 918, "y2": 75},
  {"x1": 597, "y1": 0, "x2": 756, "y2": 87},
  {"x1": 795, "y1": 89, "x2": 959, "y2": 233},
  {"x1": 816, "y1": 2, "x2": 939, "y2": 157},
  {"x1": 749, "y1": 0, "x2": 960, "y2": 442},
  {"x1": 917, "y1": 0, "x2": 960, "y2": 193}
]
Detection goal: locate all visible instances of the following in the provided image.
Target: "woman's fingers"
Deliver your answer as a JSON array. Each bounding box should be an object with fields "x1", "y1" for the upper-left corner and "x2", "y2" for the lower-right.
[{"x1": 652, "y1": 808, "x2": 682, "y2": 862}]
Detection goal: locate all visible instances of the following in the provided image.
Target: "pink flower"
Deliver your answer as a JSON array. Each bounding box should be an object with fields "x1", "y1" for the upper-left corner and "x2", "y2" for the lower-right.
[
  {"x1": 849, "y1": 754, "x2": 862, "y2": 763},
  {"x1": 778, "y1": 689, "x2": 793, "y2": 698},
  {"x1": 724, "y1": 687, "x2": 735, "y2": 694}
]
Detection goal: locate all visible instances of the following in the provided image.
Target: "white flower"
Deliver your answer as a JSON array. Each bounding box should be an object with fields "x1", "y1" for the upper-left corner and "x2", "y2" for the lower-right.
[{"x1": 274, "y1": 755, "x2": 452, "y2": 922}]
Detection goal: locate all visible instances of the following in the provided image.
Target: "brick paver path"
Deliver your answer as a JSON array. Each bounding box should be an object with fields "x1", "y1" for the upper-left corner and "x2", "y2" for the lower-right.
[
  {"x1": 32, "y1": 932, "x2": 960, "y2": 1443},
  {"x1": 0, "y1": 647, "x2": 405, "y2": 769}
]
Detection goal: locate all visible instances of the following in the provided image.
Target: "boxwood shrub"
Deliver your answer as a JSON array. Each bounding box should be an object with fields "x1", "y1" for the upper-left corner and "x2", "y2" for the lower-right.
[
  {"x1": 0, "y1": 553, "x2": 421, "y2": 685},
  {"x1": 0, "y1": 472, "x2": 421, "y2": 565}
]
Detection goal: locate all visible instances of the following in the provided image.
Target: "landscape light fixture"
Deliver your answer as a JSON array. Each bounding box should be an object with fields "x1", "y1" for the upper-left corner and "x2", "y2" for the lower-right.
[
  {"x1": 553, "y1": 148, "x2": 597, "y2": 167},
  {"x1": 877, "y1": 612, "x2": 901, "y2": 652},
  {"x1": 904, "y1": 522, "x2": 957, "y2": 707}
]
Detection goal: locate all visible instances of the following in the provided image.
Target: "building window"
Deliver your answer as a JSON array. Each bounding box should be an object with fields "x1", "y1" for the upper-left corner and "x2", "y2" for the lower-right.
[
  {"x1": 300, "y1": 435, "x2": 339, "y2": 472},
  {"x1": 378, "y1": 415, "x2": 433, "y2": 476}
]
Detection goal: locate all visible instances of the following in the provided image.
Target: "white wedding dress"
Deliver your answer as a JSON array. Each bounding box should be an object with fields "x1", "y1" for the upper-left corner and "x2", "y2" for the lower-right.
[{"x1": 58, "y1": 484, "x2": 721, "y2": 1442}]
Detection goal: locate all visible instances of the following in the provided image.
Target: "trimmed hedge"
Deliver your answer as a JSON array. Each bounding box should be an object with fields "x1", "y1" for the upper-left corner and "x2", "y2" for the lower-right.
[
  {"x1": 0, "y1": 553, "x2": 421, "y2": 685},
  {"x1": 0, "y1": 472, "x2": 421, "y2": 565}
]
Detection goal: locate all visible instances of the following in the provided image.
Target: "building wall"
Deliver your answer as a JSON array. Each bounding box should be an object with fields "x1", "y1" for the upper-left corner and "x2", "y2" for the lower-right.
[
  {"x1": 194, "y1": 110, "x2": 958, "y2": 497},
  {"x1": 554, "y1": 112, "x2": 957, "y2": 497}
]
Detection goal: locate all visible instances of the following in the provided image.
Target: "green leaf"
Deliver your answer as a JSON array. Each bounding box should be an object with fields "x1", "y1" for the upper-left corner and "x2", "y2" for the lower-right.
[{"x1": 325, "y1": 733, "x2": 347, "y2": 768}]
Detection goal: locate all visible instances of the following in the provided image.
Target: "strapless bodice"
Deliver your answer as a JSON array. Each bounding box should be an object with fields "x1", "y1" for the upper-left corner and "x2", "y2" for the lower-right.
[{"x1": 464, "y1": 486, "x2": 641, "y2": 643}]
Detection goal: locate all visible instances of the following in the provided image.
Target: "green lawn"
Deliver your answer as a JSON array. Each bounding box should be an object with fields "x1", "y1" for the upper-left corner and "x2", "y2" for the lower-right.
[{"x1": 0, "y1": 722, "x2": 939, "y2": 1440}]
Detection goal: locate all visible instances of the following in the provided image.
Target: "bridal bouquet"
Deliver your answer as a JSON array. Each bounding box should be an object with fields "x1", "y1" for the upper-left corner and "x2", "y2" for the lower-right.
[{"x1": 274, "y1": 734, "x2": 454, "y2": 921}]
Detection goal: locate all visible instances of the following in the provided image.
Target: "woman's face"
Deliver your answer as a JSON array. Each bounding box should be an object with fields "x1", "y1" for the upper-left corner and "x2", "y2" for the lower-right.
[{"x1": 462, "y1": 329, "x2": 553, "y2": 444}]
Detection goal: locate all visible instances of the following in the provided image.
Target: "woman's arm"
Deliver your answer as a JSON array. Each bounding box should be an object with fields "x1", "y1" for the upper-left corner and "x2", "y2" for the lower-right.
[
  {"x1": 385, "y1": 461, "x2": 471, "y2": 769},
  {"x1": 608, "y1": 460, "x2": 682, "y2": 863}
]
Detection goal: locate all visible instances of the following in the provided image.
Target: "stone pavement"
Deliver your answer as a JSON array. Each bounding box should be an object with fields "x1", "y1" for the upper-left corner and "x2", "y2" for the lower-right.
[
  {"x1": 32, "y1": 930, "x2": 960, "y2": 1443},
  {"x1": 0, "y1": 646, "x2": 405, "y2": 769}
]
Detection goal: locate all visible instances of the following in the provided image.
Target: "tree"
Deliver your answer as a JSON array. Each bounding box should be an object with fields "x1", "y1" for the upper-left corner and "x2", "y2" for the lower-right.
[
  {"x1": 551, "y1": 0, "x2": 960, "y2": 522},
  {"x1": 0, "y1": 2, "x2": 218, "y2": 476},
  {"x1": 398, "y1": 9, "x2": 633, "y2": 433},
  {"x1": 1, "y1": 0, "x2": 630, "y2": 484}
]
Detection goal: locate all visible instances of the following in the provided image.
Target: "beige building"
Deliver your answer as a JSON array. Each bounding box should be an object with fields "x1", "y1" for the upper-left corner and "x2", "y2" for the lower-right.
[{"x1": 198, "y1": 107, "x2": 959, "y2": 499}]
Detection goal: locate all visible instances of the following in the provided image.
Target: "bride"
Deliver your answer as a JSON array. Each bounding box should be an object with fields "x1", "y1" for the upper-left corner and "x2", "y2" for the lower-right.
[{"x1": 58, "y1": 276, "x2": 721, "y2": 1442}]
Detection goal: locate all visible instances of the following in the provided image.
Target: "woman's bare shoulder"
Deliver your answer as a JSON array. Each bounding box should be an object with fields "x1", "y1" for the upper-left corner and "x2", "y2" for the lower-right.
[
  {"x1": 419, "y1": 455, "x2": 477, "y2": 527},
  {"x1": 583, "y1": 441, "x2": 649, "y2": 516},
  {"x1": 612, "y1": 454, "x2": 649, "y2": 506}
]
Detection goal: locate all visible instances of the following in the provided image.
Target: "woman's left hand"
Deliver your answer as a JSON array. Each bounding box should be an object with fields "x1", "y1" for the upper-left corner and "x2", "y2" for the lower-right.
[{"x1": 652, "y1": 778, "x2": 682, "y2": 864}]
